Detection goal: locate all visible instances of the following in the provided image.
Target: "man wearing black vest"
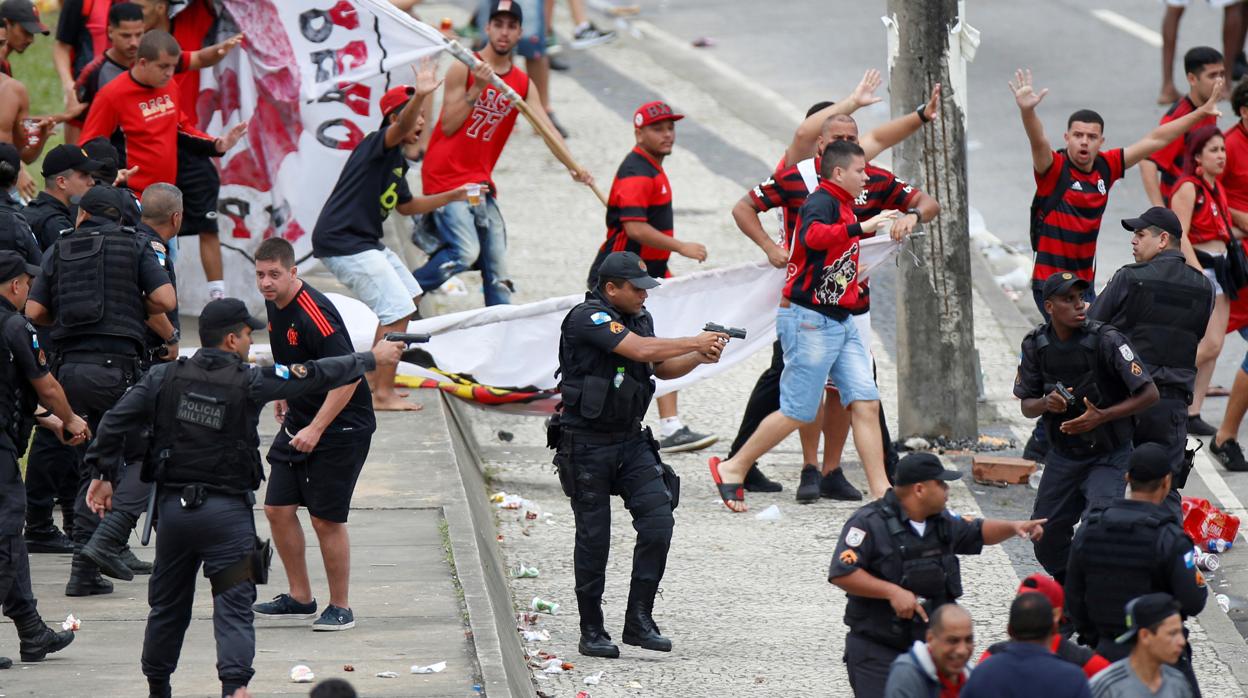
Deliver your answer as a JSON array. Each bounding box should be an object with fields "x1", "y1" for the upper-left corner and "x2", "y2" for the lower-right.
[
  {"x1": 1014, "y1": 272, "x2": 1159, "y2": 582},
  {"x1": 1066, "y1": 443, "x2": 1207, "y2": 696},
  {"x1": 1088, "y1": 207, "x2": 1214, "y2": 514},
  {"x1": 84, "y1": 298, "x2": 404, "y2": 698},
  {"x1": 26, "y1": 184, "x2": 175, "y2": 596}
]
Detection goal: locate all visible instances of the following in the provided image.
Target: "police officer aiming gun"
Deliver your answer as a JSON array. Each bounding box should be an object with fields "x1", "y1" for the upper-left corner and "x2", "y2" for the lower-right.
[
  {"x1": 553, "y1": 251, "x2": 728, "y2": 659},
  {"x1": 83, "y1": 299, "x2": 404, "y2": 698}
]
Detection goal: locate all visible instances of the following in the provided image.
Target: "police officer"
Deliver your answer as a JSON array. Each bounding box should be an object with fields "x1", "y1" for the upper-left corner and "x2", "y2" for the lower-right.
[
  {"x1": 1088, "y1": 207, "x2": 1214, "y2": 511},
  {"x1": 1014, "y1": 271, "x2": 1160, "y2": 582},
  {"x1": 81, "y1": 138, "x2": 142, "y2": 227},
  {"x1": 134, "y1": 183, "x2": 182, "y2": 367},
  {"x1": 554, "y1": 250, "x2": 726, "y2": 658},
  {"x1": 0, "y1": 251, "x2": 88, "y2": 670},
  {"x1": 25, "y1": 184, "x2": 176, "y2": 596},
  {"x1": 19, "y1": 146, "x2": 100, "y2": 556},
  {"x1": 1066, "y1": 443, "x2": 1207, "y2": 695},
  {"x1": 84, "y1": 298, "x2": 405, "y2": 698},
  {"x1": 0, "y1": 144, "x2": 43, "y2": 267},
  {"x1": 828, "y1": 453, "x2": 1045, "y2": 697}
]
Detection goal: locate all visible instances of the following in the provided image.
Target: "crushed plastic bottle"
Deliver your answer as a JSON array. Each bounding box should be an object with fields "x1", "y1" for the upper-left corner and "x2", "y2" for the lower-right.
[
  {"x1": 513, "y1": 564, "x2": 540, "y2": 578},
  {"x1": 1194, "y1": 546, "x2": 1221, "y2": 572},
  {"x1": 754, "y1": 504, "x2": 782, "y2": 521},
  {"x1": 531, "y1": 596, "x2": 559, "y2": 614}
]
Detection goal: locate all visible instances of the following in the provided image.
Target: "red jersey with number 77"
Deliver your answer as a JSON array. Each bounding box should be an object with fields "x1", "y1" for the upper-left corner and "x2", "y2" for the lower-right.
[{"x1": 422, "y1": 59, "x2": 530, "y2": 197}]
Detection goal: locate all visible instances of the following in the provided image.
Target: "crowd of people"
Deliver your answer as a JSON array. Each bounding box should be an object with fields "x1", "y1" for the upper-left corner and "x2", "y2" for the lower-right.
[{"x1": 0, "y1": 0, "x2": 1244, "y2": 695}]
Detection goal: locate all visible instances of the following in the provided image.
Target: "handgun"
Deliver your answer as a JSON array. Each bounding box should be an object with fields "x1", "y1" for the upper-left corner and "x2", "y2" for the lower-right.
[
  {"x1": 703, "y1": 323, "x2": 747, "y2": 340},
  {"x1": 383, "y1": 332, "x2": 432, "y2": 344},
  {"x1": 1054, "y1": 382, "x2": 1076, "y2": 409}
]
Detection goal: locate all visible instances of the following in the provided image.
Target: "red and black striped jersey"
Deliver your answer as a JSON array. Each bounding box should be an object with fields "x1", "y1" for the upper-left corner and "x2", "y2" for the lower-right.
[
  {"x1": 784, "y1": 180, "x2": 865, "y2": 319},
  {"x1": 1149, "y1": 96, "x2": 1216, "y2": 201},
  {"x1": 1030, "y1": 148, "x2": 1125, "y2": 283},
  {"x1": 265, "y1": 282, "x2": 375, "y2": 442},
  {"x1": 599, "y1": 147, "x2": 674, "y2": 262},
  {"x1": 1175, "y1": 174, "x2": 1232, "y2": 245}
]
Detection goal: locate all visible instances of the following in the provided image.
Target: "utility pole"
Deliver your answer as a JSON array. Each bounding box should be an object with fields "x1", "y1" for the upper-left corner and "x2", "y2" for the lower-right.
[{"x1": 884, "y1": 0, "x2": 980, "y2": 440}]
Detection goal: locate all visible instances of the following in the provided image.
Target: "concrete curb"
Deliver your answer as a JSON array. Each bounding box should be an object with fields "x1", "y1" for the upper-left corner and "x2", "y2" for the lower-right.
[{"x1": 436, "y1": 393, "x2": 536, "y2": 698}]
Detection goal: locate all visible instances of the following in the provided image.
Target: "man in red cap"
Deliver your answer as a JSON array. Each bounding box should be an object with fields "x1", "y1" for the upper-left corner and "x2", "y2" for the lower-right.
[
  {"x1": 585, "y1": 101, "x2": 716, "y2": 453},
  {"x1": 978, "y1": 573, "x2": 1111, "y2": 678},
  {"x1": 311, "y1": 58, "x2": 476, "y2": 411}
]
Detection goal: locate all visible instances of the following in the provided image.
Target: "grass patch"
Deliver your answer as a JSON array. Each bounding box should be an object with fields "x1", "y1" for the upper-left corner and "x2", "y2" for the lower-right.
[
  {"x1": 438, "y1": 516, "x2": 470, "y2": 626},
  {"x1": 8, "y1": 11, "x2": 67, "y2": 191}
]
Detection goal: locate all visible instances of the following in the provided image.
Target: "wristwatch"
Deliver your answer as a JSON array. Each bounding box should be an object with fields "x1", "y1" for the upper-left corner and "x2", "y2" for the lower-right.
[
  {"x1": 166, "y1": 328, "x2": 180, "y2": 345},
  {"x1": 915, "y1": 103, "x2": 932, "y2": 123},
  {"x1": 906, "y1": 208, "x2": 922, "y2": 222}
]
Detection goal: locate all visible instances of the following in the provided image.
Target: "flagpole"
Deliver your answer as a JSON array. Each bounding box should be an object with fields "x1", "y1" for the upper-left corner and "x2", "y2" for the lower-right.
[{"x1": 444, "y1": 40, "x2": 609, "y2": 207}]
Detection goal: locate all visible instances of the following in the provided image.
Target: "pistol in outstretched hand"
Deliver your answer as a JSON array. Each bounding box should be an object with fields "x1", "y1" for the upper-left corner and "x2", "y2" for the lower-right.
[
  {"x1": 383, "y1": 332, "x2": 432, "y2": 344},
  {"x1": 703, "y1": 323, "x2": 746, "y2": 340}
]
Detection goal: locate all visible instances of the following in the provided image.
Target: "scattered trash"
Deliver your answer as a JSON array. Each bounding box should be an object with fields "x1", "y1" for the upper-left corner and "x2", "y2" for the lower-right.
[
  {"x1": 976, "y1": 435, "x2": 1011, "y2": 450},
  {"x1": 61, "y1": 614, "x2": 80, "y2": 632},
  {"x1": 518, "y1": 611, "x2": 540, "y2": 625},
  {"x1": 627, "y1": 680, "x2": 643, "y2": 689},
  {"x1": 1207, "y1": 539, "x2": 1232, "y2": 553},
  {"x1": 576, "y1": 692, "x2": 591, "y2": 698},
  {"x1": 1195, "y1": 546, "x2": 1221, "y2": 572},
  {"x1": 1218, "y1": 594, "x2": 1231, "y2": 613},
  {"x1": 691, "y1": 36, "x2": 715, "y2": 47},
  {"x1": 490, "y1": 492, "x2": 507, "y2": 503},
  {"x1": 904, "y1": 437, "x2": 930, "y2": 451},
  {"x1": 541, "y1": 658, "x2": 565, "y2": 674},
  {"x1": 531, "y1": 596, "x2": 559, "y2": 614},
  {"x1": 513, "y1": 564, "x2": 540, "y2": 578},
  {"x1": 498, "y1": 430, "x2": 514, "y2": 442},
  {"x1": 497, "y1": 494, "x2": 525, "y2": 509},
  {"x1": 343, "y1": 664, "x2": 354, "y2": 672},
  {"x1": 522, "y1": 629, "x2": 551, "y2": 642},
  {"x1": 755, "y1": 675, "x2": 766, "y2": 684},
  {"x1": 1182, "y1": 497, "x2": 1240, "y2": 551},
  {"x1": 411, "y1": 661, "x2": 447, "y2": 674},
  {"x1": 375, "y1": 671, "x2": 399, "y2": 679},
  {"x1": 754, "y1": 504, "x2": 782, "y2": 521},
  {"x1": 290, "y1": 665, "x2": 315, "y2": 683},
  {"x1": 584, "y1": 671, "x2": 604, "y2": 685},
  {"x1": 526, "y1": 510, "x2": 539, "y2": 520}
]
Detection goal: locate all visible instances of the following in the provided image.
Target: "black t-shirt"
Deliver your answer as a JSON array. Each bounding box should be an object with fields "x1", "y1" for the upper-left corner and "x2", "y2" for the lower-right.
[
  {"x1": 265, "y1": 282, "x2": 374, "y2": 442},
  {"x1": 311, "y1": 125, "x2": 413, "y2": 258},
  {"x1": 21, "y1": 192, "x2": 74, "y2": 252},
  {"x1": 135, "y1": 223, "x2": 178, "y2": 353},
  {"x1": 55, "y1": 0, "x2": 98, "y2": 78},
  {"x1": 0, "y1": 300, "x2": 48, "y2": 455}
]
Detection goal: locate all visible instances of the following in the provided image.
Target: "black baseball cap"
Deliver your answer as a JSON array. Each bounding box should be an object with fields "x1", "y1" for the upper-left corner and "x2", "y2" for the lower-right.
[
  {"x1": 78, "y1": 185, "x2": 126, "y2": 221},
  {"x1": 199, "y1": 298, "x2": 265, "y2": 333},
  {"x1": 0, "y1": 0, "x2": 49, "y2": 35},
  {"x1": 894, "y1": 452, "x2": 963, "y2": 487},
  {"x1": 0, "y1": 142, "x2": 18, "y2": 171},
  {"x1": 487, "y1": 0, "x2": 523, "y2": 24},
  {"x1": 597, "y1": 251, "x2": 660, "y2": 289},
  {"x1": 1128, "y1": 442, "x2": 1173, "y2": 483},
  {"x1": 1116, "y1": 593, "x2": 1181, "y2": 644},
  {"x1": 41, "y1": 144, "x2": 101, "y2": 178},
  {"x1": 1121, "y1": 207, "x2": 1182, "y2": 238},
  {"x1": 81, "y1": 138, "x2": 120, "y2": 182},
  {"x1": 1041, "y1": 271, "x2": 1090, "y2": 300},
  {"x1": 0, "y1": 250, "x2": 39, "y2": 282}
]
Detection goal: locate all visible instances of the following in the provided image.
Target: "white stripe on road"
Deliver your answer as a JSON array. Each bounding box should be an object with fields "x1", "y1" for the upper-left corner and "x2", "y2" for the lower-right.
[{"x1": 1090, "y1": 9, "x2": 1163, "y2": 48}]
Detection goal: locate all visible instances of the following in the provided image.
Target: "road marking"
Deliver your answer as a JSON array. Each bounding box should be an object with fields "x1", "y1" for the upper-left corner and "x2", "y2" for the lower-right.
[{"x1": 1091, "y1": 9, "x2": 1162, "y2": 48}]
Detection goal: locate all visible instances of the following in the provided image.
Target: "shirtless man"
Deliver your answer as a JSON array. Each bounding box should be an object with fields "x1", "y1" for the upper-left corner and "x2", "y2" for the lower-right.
[{"x1": 0, "y1": 24, "x2": 53, "y2": 200}]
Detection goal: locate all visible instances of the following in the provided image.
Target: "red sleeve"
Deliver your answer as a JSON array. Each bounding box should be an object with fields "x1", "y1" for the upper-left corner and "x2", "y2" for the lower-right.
[
  {"x1": 881, "y1": 173, "x2": 921, "y2": 211},
  {"x1": 1084, "y1": 653, "x2": 1111, "y2": 678},
  {"x1": 176, "y1": 51, "x2": 192, "y2": 74},
  {"x1": 1105, "y1": 148, "x2": 1126, "y2": 183},
  {"x1": 1149, "y1": 129, "x2": 1184, "y2": 171},
  {"x1": 1034, "y1": 150, "x2": 1065, "y2": 196},
  {"x1": 977, "y1": 649, "x2": 993, "y2": 665},
  {"x1": 80, "y1": 86, "x2": 120, "y2": 143},
  {"x1": 800, "y1": 197, "x2": 862, "y2": 251},
  {"x1": 748, "y1": 174, "x2": 785, "y2": 212},
  {"x1": 611, "y1": 176, "x2": 653, "y2": 222}
]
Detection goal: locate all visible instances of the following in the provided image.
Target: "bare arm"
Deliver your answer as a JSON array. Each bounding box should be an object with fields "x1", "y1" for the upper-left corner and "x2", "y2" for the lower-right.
[
  {"x1": 981, "y1": 518, "x2": 1046, "y2": 545},
  {"x1": 145, "y1": 314, "x2": 176, "y2": 342},
  {"x1": 438, "y1": 61, "x2": 477, "y2": 136},
  {"x1": 1009, "y1": 69, "x2": 1054, "y2": 173},
  {"x1": 1139, "y1": 159, "x2": 1166, "y2": 207},
  {"x1": 1171, "y1": 182, "x2": 1204, "y2": 269},
  {"x1": 385, "y1": 58, "x2": 441, "y2": 150},
  {"x1": 25, "y1": 300, "x2": 50, "y2": 326},
  {"x1": 859, "y1": 84, "x2": 940, "y2": 162},
  {"x1": 732, "y1": 196, "x2": 788, "y2": 268},
  {"x1": 30, "y1": 373, "x2": 77, "y2": 425},
  {"x1": 785, "y1": 69, "x2": 882, "y2": 166},
  {"x1": 1230, "y1": 207, "x2": 1248, "y2": 234},
  {"x1": 395, "y1": 184, "x2": 473, "y2": 215},
  {"x1": 52, "y1": 41, "x2": 77, "y2": 111},
  {"x1": 189, "y1": 33, "x2": 244, "y2": 70},
  {"x1": 612, "y1": 331, "x2": 725, "y2": 364},
  {"x1": 1124, "y1": 82, "x2": 1222, "y2": 168},
  {"x1": 621, "y1": 220, "x2": 703, "y2": 261},
  {"x1": 145, "y1": 284, "x2": 177, "y2": 314}
]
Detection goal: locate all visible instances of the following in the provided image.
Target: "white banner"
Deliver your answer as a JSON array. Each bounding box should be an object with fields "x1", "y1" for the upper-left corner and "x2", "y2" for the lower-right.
[{"x1": 174, "y1": 0, "x2": 446, "y2": 315}]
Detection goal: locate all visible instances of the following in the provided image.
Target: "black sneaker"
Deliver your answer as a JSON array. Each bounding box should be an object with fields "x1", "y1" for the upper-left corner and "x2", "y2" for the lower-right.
[
  {"x1": 795, "y1": 465, "x2": 821, "y2": 504},
  {"x1": 253, "y1": 594, "x2": 318, "y2": 620},
  {"x1": 659, "y1": 426, "x2": 718, "y2": 453},
  {"x1": 549, "y1": 54, "x2": 570, "y2": 71},
  {"x1": 744, "y1": 464, "x2": 783, "y2": 493},
  {"x1": 1212, "y1": 438, "x2": 1248, "y2": 472},
  {"x1": 820, "y1": 468, "x2": 863, "y2": 501},
  {"x1": 25, "y1": 525, "x2": 74, "y2": 554},
  {"x1": 312, "y1": 605, "x2": 355, "y2": 631},
  {"x1": 1188, "y1": 415, "x2": 1218, "y2": 437},
  {"x1": 571, "y1": 23, "x2": 617, "y2": 49}
]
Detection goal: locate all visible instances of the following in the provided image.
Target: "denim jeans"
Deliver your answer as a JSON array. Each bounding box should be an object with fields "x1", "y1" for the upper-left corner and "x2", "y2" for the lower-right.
[
  {"x1": 775, "y1": 304, "x2": 879, "y2": 423},
  {"x1": 414, "y1": 198, "x2": 512, "y2": 306}
]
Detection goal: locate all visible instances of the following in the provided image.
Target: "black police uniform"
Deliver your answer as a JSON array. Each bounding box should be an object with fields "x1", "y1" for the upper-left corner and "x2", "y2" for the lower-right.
[
  {"x1": 1014, "y1": 321, "x2": 1154, "y2": 580},
  {"x1": 553, "y1": 288, "x2": 678, "y2": 653},
  {"x1": 84, "y1": 346, "x2": 381, "y2": 698},
  {"x1": 28, "y1": 212, "x2": 172, "y2": 595},
  {"x1": 0, "y1": 294, "x2": 75, "y2": 668},
  {"x1": 16, "y1": 195, "x2": 79, "y2": 552},
  {"x1": 1066, "y1": 498, "x2": 1207, "y2": 694},
  {"x1": 134, "y1": 223, "x2": 178, "y2": 368},
  {"x1": 829, "y1": 490, "x2": 984, "y2": 697},
  {"x1": 1088, "y1": 249, "x2": 1213, "y2": 509},
  {"x1": 0, "y1": 200, "x2": 43, "y2": 268}
]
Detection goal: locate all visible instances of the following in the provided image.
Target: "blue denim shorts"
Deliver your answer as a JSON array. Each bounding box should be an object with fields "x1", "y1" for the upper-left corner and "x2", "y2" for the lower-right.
[
  {"x1": 776, "y1": 304, "x2": 879, "y2": 422},
  {"x1": 320, "y1": 247, "x2": 422, "y2": 325}
]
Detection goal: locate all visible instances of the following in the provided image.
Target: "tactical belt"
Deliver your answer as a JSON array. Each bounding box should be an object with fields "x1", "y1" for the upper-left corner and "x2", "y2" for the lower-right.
[
  {"x1": 59, "y1": 351, "x2": 139, "y2": 368},
  {"x1": 564, "y1": 427, "x2": 641, "y2": 444},
  {"x1": 1156, "y1": 385, "x2": 1193, "y2": 403}
]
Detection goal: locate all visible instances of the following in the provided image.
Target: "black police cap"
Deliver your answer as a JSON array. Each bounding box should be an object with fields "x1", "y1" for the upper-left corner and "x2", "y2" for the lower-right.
[
  {"x1": 1128, "y1": 442, "x2": 1173, "y2": 483},
  {"x1": 1121, "y1": 206, "x2": 1182, "y2": 238},
  {"x1": 77, "y1": 185, "x2": 127, "y2": 222},
  {"x1": 199, "y1": 298, "x2": 265, "y2": 333},
  {"x1": 894, "y1": 452, "x2": 963, "y2": 487},
  {"x1": 596, "y1": 251, "x2": 660, "y2": 289},
  {"x1": 0, "y1": 142, "x2": 18, "y2": 172},
  {"x1": 41, "y1": 144, "x2": 102, "y2": 179},
  {"x1": 1040, "y1": 271, "x2": 1089, "y2": 301},
  {"x1": 0, "y1": 250, "x2": 40, "y2": 282}
]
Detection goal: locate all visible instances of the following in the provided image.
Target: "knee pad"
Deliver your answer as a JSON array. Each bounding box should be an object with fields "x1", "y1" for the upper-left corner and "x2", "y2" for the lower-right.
[{"x1": 631, "y1": 502, "x2": 674, "y2": 541}]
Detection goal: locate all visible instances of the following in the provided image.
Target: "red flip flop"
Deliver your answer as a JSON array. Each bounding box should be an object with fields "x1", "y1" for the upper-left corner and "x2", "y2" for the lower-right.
[{"x1": 709, "y1": 457, "x2": 746, "y2": 512}]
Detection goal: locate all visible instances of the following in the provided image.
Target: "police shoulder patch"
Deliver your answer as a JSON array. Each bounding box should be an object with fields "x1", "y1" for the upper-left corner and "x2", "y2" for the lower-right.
[
  {"x1": 1184, "y1": 550, "x2": 1195, "y2": 569},
  {"x1": 274, "y1": 363, "x2": 291, "y2": 380},
  {"x1": 1119, "y1": 344, "x2": 1134, "y2": 362},
  {"x1": 150, "y1": 240, "x2": 166, "y2": 254},
  {"x1": 1131, "y1": 362, "x2": 1143, "y2": 376},
  {"x1": 291, "y1": 363, "x2": 308, "y2": 379},
  {"x1": 845, "y1": 527, "x2": 866, "y2": 548},
  {"x1": 590, "y1": 311, "x2": 611, "y2": 325},
  {"x1": 839, "y1": 549, "x2": 859, "y2": 566},
  {"x1": 609, "y1": 321, "x2": 625, "y2": 335}
]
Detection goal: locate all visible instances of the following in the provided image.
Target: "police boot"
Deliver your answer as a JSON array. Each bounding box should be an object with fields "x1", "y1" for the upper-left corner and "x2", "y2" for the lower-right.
[
  {"x1": 621, "y1": 580, "x2": 672, "y2": 652},
  {"x1": 80, "y1": 511, "x2": 137, "y2": 581},
  {"x1": 15, "y1": 614, "x2": 74, "y2": 662},
  {"x1": 576, "y1": 593, "x2": 619, "y2": 658},
  {"x1": 147, "y1": 677, "x2": 172, "y2": 698},
  {"x1": 0, "y1": 656, "x2": 11, "y2": 669},
  {"x1": 60, "y1": 502, "x2": 75, "y2": 542},
  {"x1": 24, "y1": 505, "x2": 75, "y2": 554},
  {"x1": 65, "y1": 552, "x2": 114, "y2": 596},
  {"x1": 119, "y1": 545, "x2": 153, "y2": 575}
]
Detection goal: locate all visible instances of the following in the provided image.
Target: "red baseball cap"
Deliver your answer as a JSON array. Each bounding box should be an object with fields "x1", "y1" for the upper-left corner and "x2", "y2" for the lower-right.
[
  {"x1": 380, "y1": 85, "x2": 416, "y2": 119},
  {"x1": 1017, "y1": 573, "x2": 1064, "y2": 610},
  {"x1": 633, "y1": 101, "x2": 684, "y2": 128}
]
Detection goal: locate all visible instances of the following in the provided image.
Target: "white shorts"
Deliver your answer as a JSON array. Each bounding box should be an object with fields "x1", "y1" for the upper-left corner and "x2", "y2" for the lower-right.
[
  {"x1": 1202, "y1": 266, "x2": 1225, "y2": 296},
  {"x1": 320, "y1": 247, "x2": 423, "y2": 324},
  {"x1": 1165, "y1": 0, "x2": 1244, "y2": 8}
]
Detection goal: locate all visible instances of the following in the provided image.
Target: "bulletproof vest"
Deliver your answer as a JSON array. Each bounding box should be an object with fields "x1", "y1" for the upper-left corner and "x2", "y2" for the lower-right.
[
  {"x1": 0, "y1": 307, "x2": 37, "y2": 456},
  {"x1": 1118, "y1": 259, "x2": 1209, "y2": 386},
  {"x1": 147, "y1": 355, "x2": 261, "y2": 492},
  {"x1": 1073, "y1": 502, "x2": 1173, "y2": 642},
  {"x1": 847, "y1": 500, "x2": 962, "y2": 651},
  {"x1": 0, "y1": 203, "x2": 41, "y2": 265},
  {"x1": 557, "y1": 293, "x2": 655, "y2": 432},
  {"x1": 49, "y1": 222, "x2": 147, "y2": 350},
  {"x1": 1034, "y1": 321, "x2": 1131, "y2": 458},
  {"x1": 20, "y1": 195, "x2": 71, "y2": 252}
]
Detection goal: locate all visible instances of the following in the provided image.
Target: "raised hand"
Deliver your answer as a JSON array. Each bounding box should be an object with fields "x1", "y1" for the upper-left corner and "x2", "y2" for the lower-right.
[
  {"x1": 1009, "y1": 68, "x2": 1048, "y2": 111},
  {"x1": 850, "y1": 69, "x2": 883, "y2": 109}
]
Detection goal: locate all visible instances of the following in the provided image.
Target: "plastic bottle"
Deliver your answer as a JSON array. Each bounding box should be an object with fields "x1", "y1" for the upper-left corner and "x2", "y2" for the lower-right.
[{"x1": 531, "y1": 596, "x2": 559, "y2": 614}]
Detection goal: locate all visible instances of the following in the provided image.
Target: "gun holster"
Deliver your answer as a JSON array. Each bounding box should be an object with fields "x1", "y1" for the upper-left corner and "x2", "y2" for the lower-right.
[
  {"x1": 644, "y1": 427, "x2": 680, "y2": 511},
  {"x1": 1176, "y1": 439, "x2": 1201, "y2": 490},
  {"x1": 545, "y1": 412, "x2": 563, "y2": 449},
  {"x1": 209, "y1": 536, "x2": 272, "y2": 596}
]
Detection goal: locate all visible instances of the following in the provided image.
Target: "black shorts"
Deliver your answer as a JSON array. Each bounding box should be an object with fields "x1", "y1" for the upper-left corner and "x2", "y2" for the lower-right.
[
  {"x1": 175, "y1": 150, "x2": 221, "y2": 236},
  {"x1": 263, "y1": 430, "x2": 370, "y2": 523}
]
